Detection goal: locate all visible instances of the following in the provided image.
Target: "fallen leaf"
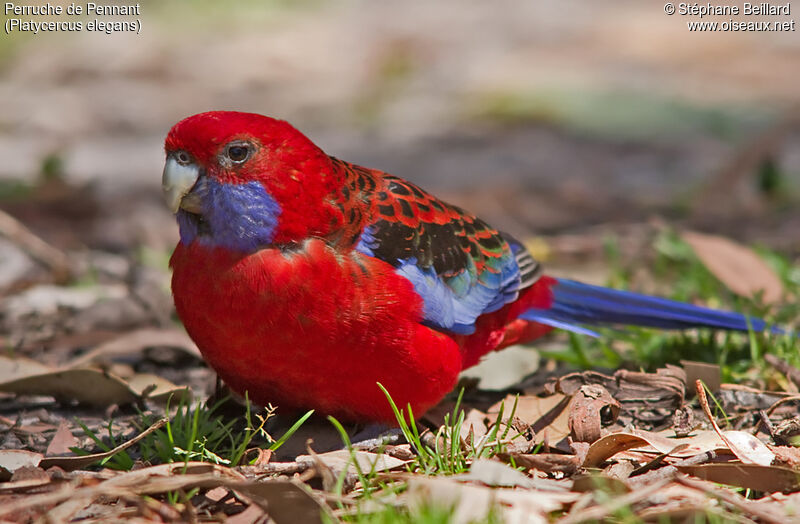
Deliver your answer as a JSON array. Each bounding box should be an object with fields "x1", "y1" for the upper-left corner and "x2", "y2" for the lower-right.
[
  {"x1": 571, "y1": 474, "x2": 630, "y2": 495},
  {"x1": 67, "y1": 328, "x2": 201, "y2": 368},
  {"x1": 677, "y1": 463, "x2": 800, "y2": 492},
  {"x1": 125, "y1": 373, "x2": 191, "y2": 403},
  {"x1": 681, "y1": 360, "x2": 721, "y2": 394},
  {"x1": 234, "y1": 480, "x2": 334, "y2": 524},
  {"x1": 226, "y1": 503, "x2": 267, "y2": 524},
  {"x1": 9, "y1": 465, "x2": 49, "y2": 484},
  {"x1": 45, "y1": 421, "x2": 78, "y2": 456},
  {"x1": 0, "y1": 465, "x2": 239, "y2": 520},
  {"x1": 568, "y1": 384, "x2": 619, "y2": 443},
  {"x1": 0, "y1": 368, "x2": 139, "y2": 407},
  {"x1": 455, "y1": 458, "x2": 538, "y2": 488},
  {"x1": 0, "y1": 355, "x2": 53, "y2": 383},
  {"x1": 583, "y1": 433, "x2": 651, "y2": 468},
  {"x1": 406, "y1": 476, "x2": 576, "y2": 524},
  {"x1": 682, "y1": 231, "x2": 783, "y2": 304},
  {"x1": 771, "y1": 445, "x2": 800, "y2": 467},
  {"x1": 583, "y1": 430, "x2": 729, "y2": 468},
  {"x1": 295, "y1": 449, "x2": 408, "y2": 476},
  {"x1": 717, "y1": 430, "x2": 775, "y2": 466},
  {"x1": 499, "y1": 452, "x2": 581, "y2": 476},
  {"x1": 696, "y1": 380, "x2": 775, "y2": 466},
  {"x1": 632, "y1": 429, "x2": 728, "y2": 456},
  {"x1": 460, "y1": 408, "x2": 488, "y2": 444},
  {"x1": 0, "y1": 450, "x2": 43, "y2": 481},
  {"x1": 489, "y1": 394, "x2": 571, "y2": 449}
]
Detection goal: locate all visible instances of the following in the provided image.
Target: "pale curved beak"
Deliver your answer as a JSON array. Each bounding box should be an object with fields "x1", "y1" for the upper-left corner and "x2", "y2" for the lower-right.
[{"x1": 162, "y1": 156, "x2": 200, "y2": 213}]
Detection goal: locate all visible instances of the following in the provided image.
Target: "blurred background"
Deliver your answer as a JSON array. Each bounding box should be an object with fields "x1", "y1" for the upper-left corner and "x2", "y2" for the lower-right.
[{"x1": 0, "y1": 0, "x2": 798, "y2": 366}]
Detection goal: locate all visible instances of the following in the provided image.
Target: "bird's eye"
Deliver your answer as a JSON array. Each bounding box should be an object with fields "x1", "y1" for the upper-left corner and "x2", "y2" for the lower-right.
[
  {"x1": 175, "y1": 151, "x2": 192, "y2": 165},
  {"x1": 225, "y1": 143, "x2": 251, "y2": 163}
]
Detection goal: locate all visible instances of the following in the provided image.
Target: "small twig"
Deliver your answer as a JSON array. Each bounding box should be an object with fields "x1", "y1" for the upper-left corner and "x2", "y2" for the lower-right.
[
  {"x1": 237, "y1": 461, "x2": 311, "y2": 479},
  {"x1": 0, "y1": 207, "x2": 72, "y2": 283},
  {"x1": 40, "y1": 418, "x2": 168, "y2": 471},
  {"x1": 766, "y1": 394, "x2": 800, "y2": 417},
  {"x1": 764, "y1": 354, "x2": 800, "y2": 391},
  {"x1": 757, "y1": 409, "x2": 776, "y2": 439},
  {"x1": 627, "y1": 450, "x2": 717, "y2": 489},
  {"x1": 629, "y1": 443, "x2": 689, "y2": 477}
]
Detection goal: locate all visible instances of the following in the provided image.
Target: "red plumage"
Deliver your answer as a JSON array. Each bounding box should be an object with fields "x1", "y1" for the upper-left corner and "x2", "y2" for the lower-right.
[
  {"x1": 170, "y1": 240, "x2": 554, "y2": 421},
  {"x1": 165, "y1": 111, "x2": 557, "y2": 421}
]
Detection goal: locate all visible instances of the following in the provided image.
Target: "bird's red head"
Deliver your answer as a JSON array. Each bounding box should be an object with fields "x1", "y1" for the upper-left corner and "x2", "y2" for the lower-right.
[{"x1": 162, "y1": 111, "x2": 345, "y2": 251}]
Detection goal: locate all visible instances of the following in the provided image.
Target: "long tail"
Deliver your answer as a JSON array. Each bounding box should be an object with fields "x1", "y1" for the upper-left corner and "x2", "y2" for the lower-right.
[{"x1": 520, "y1": 278, "x2": 776, "y2": 337}]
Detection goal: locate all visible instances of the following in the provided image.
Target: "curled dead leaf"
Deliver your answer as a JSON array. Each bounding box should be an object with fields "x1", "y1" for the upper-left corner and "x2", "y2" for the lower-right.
[{"x1": 568, "y1": 384, "x2": 620, "y2": 444}]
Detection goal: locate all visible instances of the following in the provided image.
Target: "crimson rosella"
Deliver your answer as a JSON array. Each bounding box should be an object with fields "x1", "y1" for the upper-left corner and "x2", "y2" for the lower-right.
[{"x1": 163, "y1": 111, "x2": 775, "y2": 422}]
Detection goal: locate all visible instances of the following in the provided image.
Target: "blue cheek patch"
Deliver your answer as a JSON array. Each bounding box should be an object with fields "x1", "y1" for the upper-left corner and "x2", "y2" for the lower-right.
[{"x1": 177, "y1": 178, "x2": 281, "y2": 253}]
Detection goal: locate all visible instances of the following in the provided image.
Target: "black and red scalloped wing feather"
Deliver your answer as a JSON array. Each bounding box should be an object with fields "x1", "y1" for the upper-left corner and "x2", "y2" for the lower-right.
[{"x1": 333, "y1": 158, "x2": 540, "y2": 334}]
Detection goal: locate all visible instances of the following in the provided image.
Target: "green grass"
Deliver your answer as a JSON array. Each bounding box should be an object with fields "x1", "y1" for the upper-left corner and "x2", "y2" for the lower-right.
[
  {"x1": 322, "y1": 386, "x2": 527, "y2": 522},
  {"x1": 377, "y1": 384, "x2": 523, "y2": 476},
  {"x1": 74, "y1": 394, "x2": 313, "y2": 470}
]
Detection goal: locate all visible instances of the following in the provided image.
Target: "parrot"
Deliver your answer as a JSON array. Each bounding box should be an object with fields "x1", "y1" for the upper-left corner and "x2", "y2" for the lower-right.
[{"x1": 162, "y1": 111, "x2": 779, "y2": 423}]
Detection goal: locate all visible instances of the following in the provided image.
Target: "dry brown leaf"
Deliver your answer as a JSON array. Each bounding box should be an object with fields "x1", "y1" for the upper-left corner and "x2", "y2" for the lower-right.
[
  {"x1": 406, "y1": 475, "x2": 577, "y2": 524},
  {"x1": 45, "y1": 420, "x2": 79, "y2": 456},
  {"x1": 582, "y1": 429, "x2": 732, "y2": 468},
  {"x1": 0, "y1": 464, "x2": 242, "y2": 520},
  {"x1": 498, "y1": 452, "x2": 581, "y2": 476},
  {"x1": 571, "y1": 474, "x2": 630, "y2": 495},
  {"x1": 677, "y1": 463, "x2": 800, "y2": 493},
  {"x1": 226, "y1": 503, "x2": 268, "y2": 524},
  {"x1": 696, "y1": 380, "x2": 775, "y2": 466},
  {"x1": 681, "y1": 360, "x2": 721, "y2": 394},
  {"x1": 583, "y1": 433, "x2": 652, "y2": 468},
  {"x1": 568, "y1": 384, "x2": 620, "y2": 444},
  {"x1": 0, "y1": 355, "x2": 53, "y2": 383},
  {"x1": 125, "y1": 373, "x2": 192, "y2": 403},
  {"x1": 682, "y1": 230, "x2": 783, "y2": 304},
  {"x1": 638, "y1": 429, "x2": 730, "y2": 456},
  {"x1": 234, "y1": 480, "x2": 335, "y2": 524},
  {"x1": 771, "y1": 445, "x2": 800, "y2": 467},
  {"x1": 67, "y1": 328, "x2": 201, "y2": 368},
  {"x1": 0, "y1": 450, "x2": 43, "y2": 481},
  {"x1": 489, "y1": 394, "x2": 571, "y2": 449},
  {"x1": 296, "y1": 449, "x2": 408, "y2": 476},
  {"x1": 455, "y1": 459, "x2": 538, "y2": 488},
  {"x1": 0, "y1": 368, "x2": 140, "y2": 407},
  {"x1": 460, "y1": 408, "x2": 488, "y2": 444}
]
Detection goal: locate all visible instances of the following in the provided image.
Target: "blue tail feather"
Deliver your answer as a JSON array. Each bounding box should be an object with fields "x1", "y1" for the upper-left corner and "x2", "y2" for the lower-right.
[{"x1": 521, "y1": 278, "x2": 776, "y2": 336}]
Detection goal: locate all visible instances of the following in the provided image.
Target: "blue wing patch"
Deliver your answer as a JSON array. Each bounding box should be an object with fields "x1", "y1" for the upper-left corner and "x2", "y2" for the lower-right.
[{"x1": 356, "y1": 224, "x2": 522, "y2": 335}]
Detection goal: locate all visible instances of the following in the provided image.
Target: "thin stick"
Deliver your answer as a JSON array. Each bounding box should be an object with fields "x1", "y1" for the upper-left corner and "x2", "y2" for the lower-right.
[{"x1": 0, "y1": 207, "x2": 72, "y2": 282}]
